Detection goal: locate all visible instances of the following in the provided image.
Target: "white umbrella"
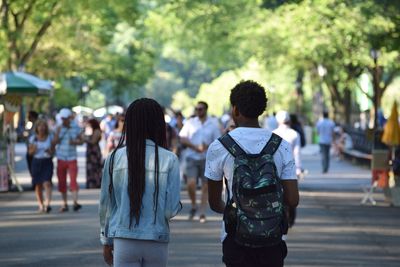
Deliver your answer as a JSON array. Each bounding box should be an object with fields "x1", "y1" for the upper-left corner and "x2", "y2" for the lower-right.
[
  {"x1": 72, "y1": 105, "x2": 93, "y2": 116},
  {"x1": 93, "y1": 105, "x2": 124, "y2": 118}
]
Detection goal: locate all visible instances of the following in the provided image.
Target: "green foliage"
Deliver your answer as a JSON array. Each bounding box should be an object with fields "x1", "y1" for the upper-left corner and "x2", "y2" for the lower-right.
[
  {"x1": 53, "y1": 86, "x2": 79, "y2": 108},
  {"x1": 250, "y1": 0, "x2": 400, "y2": 123},
  {"x1": 171, "y1": 90, "x2": 195, "y2": 117},
  {"x1": 0, "y1": 0, "x2": 156, "y2": 110},
  {"x1": 145, "y1": 0, "x2": 260, "y2": 71},
  {"x1": 1, "y1": 0, "x2": 399, "y2": 120},
  {"x1": 170, "y1": 59, "x2": 297, "y2": 117},
  {"x1": 85, "y1": 90, "x2": 106, "y2": 110}
]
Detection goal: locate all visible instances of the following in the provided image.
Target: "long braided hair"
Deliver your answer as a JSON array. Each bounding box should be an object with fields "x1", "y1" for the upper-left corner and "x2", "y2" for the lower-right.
[{"x1": 108, "y1": 98, "x2": 167, "y2": 227}]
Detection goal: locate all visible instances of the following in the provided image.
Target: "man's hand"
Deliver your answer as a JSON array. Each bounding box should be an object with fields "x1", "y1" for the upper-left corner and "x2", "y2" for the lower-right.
[
  {"x1": 196, "y1": 143, "x2": 208, "y2": 153},
  {"x1": 69, "y1": 138, "x2": 78, "y2": 145},
  {"x1": 52, "y1": 126, "x2": 61, "y2": 145},
  {"x1": 181, "y1": 138, "x2": 206, "y2": 153},
  {"x1": 103, "y1": 245, "x2": 113, "y2": 266}
]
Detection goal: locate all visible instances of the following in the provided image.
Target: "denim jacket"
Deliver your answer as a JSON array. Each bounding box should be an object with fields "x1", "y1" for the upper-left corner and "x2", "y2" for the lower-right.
[{"x1": 99, "y1": 140, "x2": 182, "y2": 245}]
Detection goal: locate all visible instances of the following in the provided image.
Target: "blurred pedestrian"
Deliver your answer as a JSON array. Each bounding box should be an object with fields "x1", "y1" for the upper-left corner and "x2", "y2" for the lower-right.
[
  {"x1": 84, "y1": 118, "x2": 102, "y2": 189},
  {"x1": 99, "y1": 98, "x2": 182, "y2": 267},
  {"x1": 316, "y1": 111, "x2": 335, "y2": 173},
  {"x1": 166, "y1": 122, "x2": 178, "y2": 155},
  {"x1": 28, "y1": 119, "x2": 54, "y2": 213},
  {"x1": 333, "y1": 126, "x2": 353, "y2": 159},
  {"x1": 263, "y1": 112, "x2": 278, "y2": 131},
  {"x1": 53, "y1": 108, "x2": 84, "y2": 212},
  {"x1": 274, "y1": 111, "x2": 302, "y2": 227},
  {"x1": 100, "y1": 113, "x2": 116, "y2": 141},
  {"x1": 179, "y1": 101, "x2": 221, "y2": 223},
  {"x1": 290, "y1": 113, "x2": 306, "y2": 148},
  {"x1": 106, "y1": 114, "x2": 125, "y2": 154}
]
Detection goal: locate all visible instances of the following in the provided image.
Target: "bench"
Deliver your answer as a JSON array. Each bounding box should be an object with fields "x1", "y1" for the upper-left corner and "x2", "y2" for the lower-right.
[{"x1": 342, "y1": 148, "x2": 371, "y2": 166}]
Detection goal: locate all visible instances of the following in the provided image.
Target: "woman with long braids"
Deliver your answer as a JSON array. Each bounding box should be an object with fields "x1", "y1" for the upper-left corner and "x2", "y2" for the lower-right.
[{"x1": 99, "y1": 98, "x2": 182, "y2": 267}]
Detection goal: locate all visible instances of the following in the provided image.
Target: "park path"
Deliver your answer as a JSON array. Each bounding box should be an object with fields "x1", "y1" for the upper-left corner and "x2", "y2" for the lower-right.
[{"x1": 0, "y1": 144, "x2": 399, "y2": 267}]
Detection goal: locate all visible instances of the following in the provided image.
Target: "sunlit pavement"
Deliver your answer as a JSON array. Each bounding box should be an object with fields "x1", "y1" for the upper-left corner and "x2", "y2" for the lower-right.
[{"x1": 0, "y1": 144, "x2": 399, "y2": 267}]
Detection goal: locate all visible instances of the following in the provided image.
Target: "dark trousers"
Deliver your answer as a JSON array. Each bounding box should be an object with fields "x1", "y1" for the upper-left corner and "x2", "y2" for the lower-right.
[
  {"x1": 222, "y1": 234, "x2": 287, "y2": 267},
  {"x1": 26, "y1": 153, "x2": 33, "y2": 175},
  {"x1": 320, "y1": 144, "x2": 331, "y2": 173},
  {"x1": 26, "y1": 153, "x2": 34, "y2": 188}
]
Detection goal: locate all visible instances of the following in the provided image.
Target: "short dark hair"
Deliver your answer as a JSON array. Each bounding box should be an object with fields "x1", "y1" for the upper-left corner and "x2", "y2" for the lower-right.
[
  {"x1": 87, "y1": 118, "x2": 100, "y2": 130},
  {"x1": 197, "y1": 101, "x2": 208, "y2": 110},
  {"x1": 323, "y1": 111, "x2": 329, "y2": 118},
  {"x1": 230, "y1": 80, "x2": 267, "y2": 118},
  {"x1": 28, "y1": 111, "x2": 39, "y2": 120}
]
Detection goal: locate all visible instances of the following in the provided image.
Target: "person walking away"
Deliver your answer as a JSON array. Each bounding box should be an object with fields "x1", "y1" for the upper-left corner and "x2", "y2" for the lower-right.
[
  {"x1": 166, "y1": 122, "x2": 178, "y2": 154},
  {"x1": 274, "y1": 111, "x2": 302, "y2": 228},
  {"x1": 99, "y1": 98, "x2": 182, "y2": 267},
  {"x1": 163, "y1": 107, "x2": 179, "y2": 154},
  {"x1": 26, "y1": 110, "x2": 39, "y2": 188},
  {"x1": 262, "y1": 112, "x2": 278, "y2": 131},
  {"x1": 28, "y1": 119, "x2": 54, "y2": 213},
  {"x1": 179, "y1": 101, "x2": 221, "y2": 223},
  {"x1": 316, "y1": 111, "x2": 335, "y2": 173},
  {"x1": 289, "y1": 113, "x2": 306, "y2": 148},
  {"x1": 106, "y1": 114, "x2": 125, "y2": 154},
  {"x1": 52, "y1": 108, "x2": 83, "y2": 212},
  {"x1": 206, "y1": 80, "x2": 299, "y2": 267},
  {"x1": 84, "y1": 118, "x2": 102, "y2": 189},
  {"x1": 100, "y1": 114, "x2": 116, "y2": 147}
]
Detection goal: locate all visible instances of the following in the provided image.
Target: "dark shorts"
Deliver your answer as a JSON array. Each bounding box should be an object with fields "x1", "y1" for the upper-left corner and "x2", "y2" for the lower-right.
[
  {"x1": 31, "y1": 158, "x2": 53, "y2": 186},
  {"x1": 222, "y1": 234, "x2": 287, "y2": 267},
  {"x1": 184, "y1": 158, "x2": 206, "y2": 181}
]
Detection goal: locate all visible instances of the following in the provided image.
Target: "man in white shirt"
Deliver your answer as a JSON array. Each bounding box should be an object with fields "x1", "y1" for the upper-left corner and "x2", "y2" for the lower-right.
[
  {"x1": 316, "y1": 111, "x2": 335, "y2": 173},
  {"x1": 179, "y1": 101, "x2": 221, "y2": 223},
  {"x1": 205, "y1": 81, "x2": 299, "y2": 267}
]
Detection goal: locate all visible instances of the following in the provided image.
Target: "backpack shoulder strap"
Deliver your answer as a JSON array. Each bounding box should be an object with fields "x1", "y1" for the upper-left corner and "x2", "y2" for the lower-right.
[
  {"x1": 218, "y1": 133, "x2": 246, "y2": 157},
  {"x1": 261, "y1": 133, "x2": 283, "y2": 155}
]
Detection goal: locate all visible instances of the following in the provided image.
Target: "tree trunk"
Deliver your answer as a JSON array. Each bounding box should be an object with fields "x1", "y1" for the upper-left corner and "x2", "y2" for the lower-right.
[{"x1": 343, "y1": 88, "x2": 352, "y2": 126}]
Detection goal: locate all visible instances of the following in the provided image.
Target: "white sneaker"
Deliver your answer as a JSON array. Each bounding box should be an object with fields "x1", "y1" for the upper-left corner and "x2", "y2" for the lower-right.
[{"x1": 199, "y1": 214, "x2": 206, "y2": 223}]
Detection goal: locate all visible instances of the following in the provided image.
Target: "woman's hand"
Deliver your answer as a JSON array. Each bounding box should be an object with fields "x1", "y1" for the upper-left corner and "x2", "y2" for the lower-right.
[
  {"x1": 28, "y1": 143, "x2": 37, "y2": 156},
  {"x1": 103, "y1": 245, "x2": 113, "y2": 266}
]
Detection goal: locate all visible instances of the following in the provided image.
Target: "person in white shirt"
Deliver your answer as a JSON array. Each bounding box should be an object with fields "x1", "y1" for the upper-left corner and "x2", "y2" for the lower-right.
[
  {"x1": 263, "y1": 112, "x2": 278, "y2": 131},
  {"x1": 273, "y1": 110, "x2": 302, "y2": 228},
  {"x1": 274, "y1": 111, "x2": 302, "y2": 176},
  {"x1": 179, "y1": 101, "x2": 221, "y2": 223},
  {"x1": 205, "y1": 80, "x2": 299, "y2": 267},
  {"x1": 28, "y1": 119, "x2": 54, "y2": 213},
  {"x1": 316, "y1": 111, "x2": 335, "y2": 173}
]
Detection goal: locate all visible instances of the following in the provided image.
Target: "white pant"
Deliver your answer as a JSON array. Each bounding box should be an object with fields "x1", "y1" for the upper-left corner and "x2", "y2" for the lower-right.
[{"x1": 114, "y1": 238, "x2": 168, "y2": 267}]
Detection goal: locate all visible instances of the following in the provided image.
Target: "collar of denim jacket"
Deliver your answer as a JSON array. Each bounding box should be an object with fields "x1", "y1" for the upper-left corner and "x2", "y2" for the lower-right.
[{"x1": 145, "y1": 139, "x2": 155, "y2": 146}]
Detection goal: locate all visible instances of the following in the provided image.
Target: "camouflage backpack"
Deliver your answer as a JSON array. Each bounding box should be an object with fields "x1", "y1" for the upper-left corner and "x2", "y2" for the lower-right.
[{"x1": 219, "y1": 132, "x2": 287, "y2": 248}]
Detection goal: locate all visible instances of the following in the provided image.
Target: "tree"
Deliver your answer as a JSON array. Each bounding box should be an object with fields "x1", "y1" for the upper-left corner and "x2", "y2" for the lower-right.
[
  {"x1": 252, "y1": 0, "x2": 399, "y2": 125},
  {"x1": 0, "y1": 0, "x2": 159, "y2": 111},
  {"x1": 0, "y1": 0, "x2": 63, "y2": 70},
  {"x1": 145, "y1": 0, "x2": 261, "y2": 71}
]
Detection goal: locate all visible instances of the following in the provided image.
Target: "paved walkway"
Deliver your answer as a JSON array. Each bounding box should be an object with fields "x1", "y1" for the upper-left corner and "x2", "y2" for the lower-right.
[{"x1": 0, "y1": 144, "x2": 399, "y2": 266}]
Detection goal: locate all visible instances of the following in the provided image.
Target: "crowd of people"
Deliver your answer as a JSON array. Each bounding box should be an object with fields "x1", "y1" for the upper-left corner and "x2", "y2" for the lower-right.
[
  {"x1": 24, "y1": 79, "x2": 352, "y2": 267},
  {"x1": 97, "y1": 80, "x2": 346, "y2": 267}
]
